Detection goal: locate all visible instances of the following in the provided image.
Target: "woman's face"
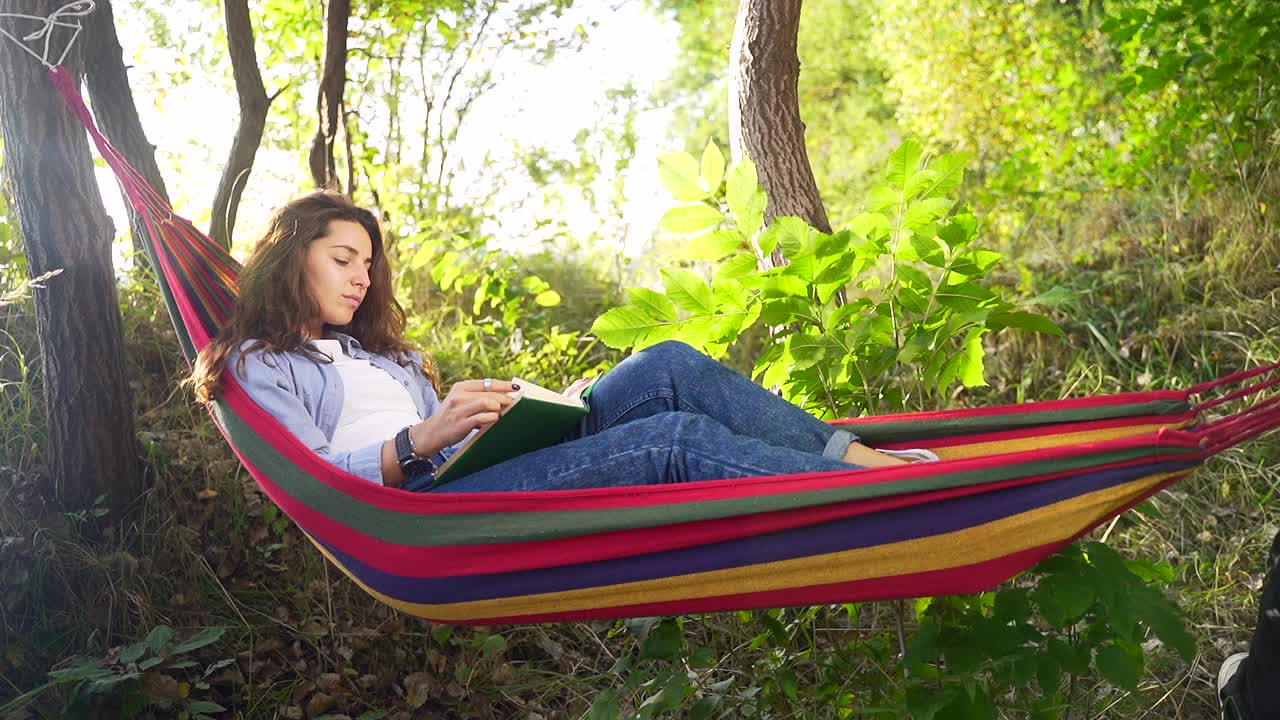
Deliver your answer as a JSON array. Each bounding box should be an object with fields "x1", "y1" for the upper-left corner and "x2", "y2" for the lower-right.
[{"x1": 301, "y1": 220, "x2": 374, "y2": 338}]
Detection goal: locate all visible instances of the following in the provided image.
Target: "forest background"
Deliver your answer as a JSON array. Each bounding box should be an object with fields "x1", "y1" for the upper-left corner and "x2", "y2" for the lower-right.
[{"x1": 1, "y1": 0, "x2": 1278, "y2": 718}]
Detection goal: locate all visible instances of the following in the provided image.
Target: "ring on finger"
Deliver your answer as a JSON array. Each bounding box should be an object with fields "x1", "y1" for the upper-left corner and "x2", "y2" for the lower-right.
[{"x1": 482, "y1": 378, "x2": 493, "y2": 391}]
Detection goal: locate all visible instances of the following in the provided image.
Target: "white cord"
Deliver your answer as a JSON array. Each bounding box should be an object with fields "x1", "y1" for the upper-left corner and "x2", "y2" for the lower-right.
[{"x1": 0, "y1": 1, "x2": 96, "y2": 71}]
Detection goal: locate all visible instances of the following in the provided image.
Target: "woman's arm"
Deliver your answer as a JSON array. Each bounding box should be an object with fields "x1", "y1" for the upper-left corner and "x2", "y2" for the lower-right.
[
  {"x1": 380, "y1": 379, "x2": 521, "y2": 488},
  {"x1": 232, "y1": 347, "x2": 388, "y2": 484}
]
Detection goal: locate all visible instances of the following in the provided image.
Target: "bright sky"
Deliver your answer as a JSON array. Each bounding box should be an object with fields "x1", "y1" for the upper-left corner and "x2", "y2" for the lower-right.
[{"x1": 100, "y1": 1, "x2": 681, "y2": 266}]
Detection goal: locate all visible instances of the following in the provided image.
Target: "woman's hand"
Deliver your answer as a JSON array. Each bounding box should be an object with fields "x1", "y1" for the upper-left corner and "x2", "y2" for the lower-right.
[{"x1": 411, "y1": 379, "x2": 518, "y2": 454}]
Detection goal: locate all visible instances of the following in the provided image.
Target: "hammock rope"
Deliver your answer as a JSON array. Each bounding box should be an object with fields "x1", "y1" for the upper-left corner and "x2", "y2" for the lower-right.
[{"x1": 19, "y1": 40, "x2": 1280, "y2": 623}]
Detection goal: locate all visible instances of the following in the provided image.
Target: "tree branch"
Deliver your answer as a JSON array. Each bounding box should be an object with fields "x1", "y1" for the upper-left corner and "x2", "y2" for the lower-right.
[
  {"x1": 210, "y1": 0, "x2": 273, "y2": 250},
  {"x1": 309, "y1": 0, "x2": 350, "y2": 189}
]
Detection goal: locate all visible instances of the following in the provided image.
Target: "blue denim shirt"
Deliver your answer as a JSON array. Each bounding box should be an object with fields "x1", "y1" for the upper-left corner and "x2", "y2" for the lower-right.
[{"x1": 227, "y1": 332, "x2": 443, "y2": 486}]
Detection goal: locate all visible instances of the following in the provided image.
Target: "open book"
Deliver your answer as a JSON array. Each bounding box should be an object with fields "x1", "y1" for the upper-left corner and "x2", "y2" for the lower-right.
[{"x1": 431, "y1": 377, "x2": 593, "y2": 487}]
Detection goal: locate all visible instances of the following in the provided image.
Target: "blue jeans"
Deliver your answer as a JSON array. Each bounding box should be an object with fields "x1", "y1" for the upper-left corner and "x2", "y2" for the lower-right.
[{"x1": 415, "y1": 340, "x2": 859, "y2": 493}]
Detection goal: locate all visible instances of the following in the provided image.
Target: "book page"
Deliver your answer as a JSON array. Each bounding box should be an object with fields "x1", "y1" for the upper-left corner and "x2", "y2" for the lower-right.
[{"x1": 510, "y1": 377, "x2": 585, "y2": 408}]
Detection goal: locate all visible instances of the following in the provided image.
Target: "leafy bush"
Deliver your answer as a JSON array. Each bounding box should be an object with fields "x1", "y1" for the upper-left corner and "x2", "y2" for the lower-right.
[{"x1": 592, "y1": 140, "x2": 1061, "y2": 418}]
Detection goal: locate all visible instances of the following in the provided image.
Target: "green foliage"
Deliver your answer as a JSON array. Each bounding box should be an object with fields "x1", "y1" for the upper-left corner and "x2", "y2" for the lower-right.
[
  {"x1": 399, "y1": 225, "x2": 617, "y2": 389},
  {"x1": 905, "y1": 543, "x2": 1192, "y2": 717},
  {"x1": 593, "y1": 140, "x2": 1060, "y2": 417},
  {"x1": 1, "y1": 625, "x2": 228, "y2": 719},
  {"x1": 1102, "y1": 0, "x2": 1280, "y2": 196}
]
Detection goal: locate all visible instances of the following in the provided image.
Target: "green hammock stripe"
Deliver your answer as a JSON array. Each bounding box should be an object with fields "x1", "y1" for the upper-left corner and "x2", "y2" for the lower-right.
[
  {"x1": 217, "y1": 399, "x2": 1190, "y2": 547},
  {"x1": 845, "y1": 399, "x2": 1192, "y2": 443}
]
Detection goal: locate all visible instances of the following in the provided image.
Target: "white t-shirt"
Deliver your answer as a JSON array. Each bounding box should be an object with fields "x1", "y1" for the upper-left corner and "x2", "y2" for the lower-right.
[{"x1": 312, "y1": 339, "x2": 422, "y2": 453}]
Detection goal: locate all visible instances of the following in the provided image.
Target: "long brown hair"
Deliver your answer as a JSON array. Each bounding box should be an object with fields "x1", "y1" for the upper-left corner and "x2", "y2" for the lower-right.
[{"x1": 188, "y1": 191, "x2": 437, "y2": 402}]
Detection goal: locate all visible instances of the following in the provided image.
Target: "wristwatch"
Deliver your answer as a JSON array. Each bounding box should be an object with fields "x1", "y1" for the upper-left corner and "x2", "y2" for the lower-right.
[{"x1": 395, "y1": 426, "x2": 438, "y2": 480}]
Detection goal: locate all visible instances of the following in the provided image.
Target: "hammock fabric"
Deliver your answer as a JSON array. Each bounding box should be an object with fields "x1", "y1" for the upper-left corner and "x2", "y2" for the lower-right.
[{"x1": 49, "y1": 66, "x2": 1280, "y2": 624}]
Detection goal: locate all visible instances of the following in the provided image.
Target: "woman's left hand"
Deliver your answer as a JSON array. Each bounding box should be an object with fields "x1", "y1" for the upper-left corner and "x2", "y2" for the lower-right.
[{"x1": 562, "y1": 376, "x2": 598, "y2": 401}]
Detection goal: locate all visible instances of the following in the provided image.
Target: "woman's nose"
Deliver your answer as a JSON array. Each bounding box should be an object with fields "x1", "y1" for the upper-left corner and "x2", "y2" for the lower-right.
[{"x1": 354, "y1": 268, "x2": 370, "y2": 287}]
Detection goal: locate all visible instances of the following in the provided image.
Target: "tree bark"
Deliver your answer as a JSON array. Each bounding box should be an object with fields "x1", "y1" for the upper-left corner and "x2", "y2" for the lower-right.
[
  {"x1": 210, "y1": 0, "x2": 273, "y2": 250},
  {"x1": 309, "y1": 0, "x2": 349, "y2": 189},
  {"x1": 0, "y1": 0, "x2": 141, "y2": 514},
  {"x1": 80, "y1": 0, "x2": 169, "y2": 272},
  {"x1": 729, "y1": 0, "x2": 831, "y2": 257}
]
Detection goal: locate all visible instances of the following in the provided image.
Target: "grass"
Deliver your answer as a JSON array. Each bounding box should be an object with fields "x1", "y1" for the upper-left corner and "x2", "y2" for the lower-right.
[{"x1": 1, "y1": 175, "x2": 1278, "y2": 718}]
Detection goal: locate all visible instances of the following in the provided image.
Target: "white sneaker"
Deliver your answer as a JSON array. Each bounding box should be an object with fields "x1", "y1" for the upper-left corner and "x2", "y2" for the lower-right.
[
  {"x1": 1218, "y1": 652, "x2": 1249, "y2": 720},
  {"x1": 878, "y1": 448, "x2": 940, "y2": 463}
]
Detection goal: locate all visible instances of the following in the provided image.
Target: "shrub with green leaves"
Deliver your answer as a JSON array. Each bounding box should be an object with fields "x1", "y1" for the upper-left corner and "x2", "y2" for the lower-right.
[
  {"x1": 591, "y1": 140, "x2": 1061, "y2": 418},
  {"x1": 905, "y1": 542, "x2": 1194, "y2": 719}
]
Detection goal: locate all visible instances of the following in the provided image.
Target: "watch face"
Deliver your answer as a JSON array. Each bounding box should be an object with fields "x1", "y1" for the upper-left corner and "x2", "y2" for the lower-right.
[{"x1": 402, "y1": 456, "x2": 435, "y2": 478}]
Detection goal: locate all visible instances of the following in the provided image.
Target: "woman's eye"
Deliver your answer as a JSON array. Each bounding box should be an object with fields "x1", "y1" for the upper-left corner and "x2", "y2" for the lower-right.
[{"x1": 334, "y1": 259, "x2": 349, "y2": 266}]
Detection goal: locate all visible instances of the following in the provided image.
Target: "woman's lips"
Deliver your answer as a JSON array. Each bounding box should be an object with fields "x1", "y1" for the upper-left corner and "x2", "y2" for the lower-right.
[{"x1": 342, "y1": 295, "x2": 361, "y2": 307}]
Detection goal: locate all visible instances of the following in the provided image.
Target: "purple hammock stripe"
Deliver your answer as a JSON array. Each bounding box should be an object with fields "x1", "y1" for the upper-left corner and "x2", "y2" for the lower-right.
[{"x1": 317, "y1": 459, "x2": 1195, "y2": 606}]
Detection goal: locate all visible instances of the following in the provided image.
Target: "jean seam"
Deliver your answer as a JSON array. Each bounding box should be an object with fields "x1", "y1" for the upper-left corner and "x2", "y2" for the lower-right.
[
  {"x1": 500, "y1": 442, "x2": 829, "y2": 489},
  {"x1": 599, "y1": 388, "x2": 675, "y2": 432}
]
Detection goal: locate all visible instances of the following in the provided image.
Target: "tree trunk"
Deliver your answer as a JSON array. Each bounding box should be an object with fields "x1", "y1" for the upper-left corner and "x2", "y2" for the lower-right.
[
  {"x1": 80, "y1": 0, "x2": 169, "y2": 272},
  {"x1": 210, "y1": 0, "x2": 272, "y2": 250},
  {"x1": 729, "y1": 0, "x2": 831, "y2": 259},
  {"x1": 309, "y1": 0, "x2": 349, "y2": 189},
  {"x1": 0, "y1": 0, "x2": 141, "y2": 514}
]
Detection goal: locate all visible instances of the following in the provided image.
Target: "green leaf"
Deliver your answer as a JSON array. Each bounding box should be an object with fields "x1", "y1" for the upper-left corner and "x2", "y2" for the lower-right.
[
  {"x1": 942, "y1": 684, "x2": 995, "y2": 720},
  {"x1": 1034, "y1": 571, "x2": 1096, "y2": 627},
  {"x1": 680, "y1": 228, "x2": 742, "y2": 261},
  {"x1": 756, "y1": 275, "x2": 808, "y2": 300},
  {"x1": 777, "y1": 669, "x2": 799, "y2": 703},
  {"x1": 589, "y1": 690, "x2": 620, "y2": 720},
  {"x1": 659, "y1": 204, "x2": 723, "y2": 235},
  {"x1": 478, "y1": 634, "x2": 507, "y2": 658},
  {"x1": 725, "y1": 158, "x2": 761, "y2": 226},
  {"x1": 591, "y1": 306, "x2": 675, "y2": 348},
  {"x1": 903, "y1": 197, "x2": 955, "y2": 230},
  {"x1": 906, "y1": 684, "x2": 953, "y2": 720},
  {"x1": 1048, "y1": 637, "x2": 1090, "y2": 674},
  {"x1": 936, "y1": 282, "x2": 996, "y2": 313},
  {"x1": 188, "y1": 701, "x2": 228, "y2": 714},
  {"x1": 919, "y1": 151, "x2": 970, "y2": 200},
  {"x1": 908, "y1": 234, "x2": 947, "y2": 267},
  {"x1": 145, "y1": 625, "x2": 176, "y2": 654},
  {"x1": 938, "y1": 214, "x2": 978, "y2": 249},
  {"x1": 786, "y1": 334, "x2": 827, "y2": 371},
  {"x1": 688, "y1": 694, "x2": 720, "y2": 720},
  {"x1": 1030, "y1": 286, "x2": 1075, "y2": 308},
  {"x1": 658, "y1": 152, "x2": 708, "y2": 201},
  {"x1": 905, "y1": 622, "x2": 941, "y2": 665},
  {"x1": 534, "y1": 290, "x2": 561, "y2": 307},
  {"x1": 1095, "y1": 643, "x2": 1142, "y2": 691},
  {"x1": 701, "y1": 140, "x2": 725, "y2": 195},
  {"x1": 120, "y1": 641, "x2": 149, "y2": 665},
  {"x1": 759, "y1": 216, "x2": 810, "y2": 257},
  {"x1": 662, "y1": 269, "x2": 716, "y2": 315},
  {"x1": 849, "y1": 212, "x2": 892, "y2": 241},
  {"x1": 626, "y1": 287, "x2": 677, "y2": 322},
  {"x1": 761, "y1": 298, "x2": 811, "y2": 325},
  {"x1": 640, "y1": 619, "x2": 683, "y2": 660},
  {"x1": 717, "y1": 253, "x2": 759, "y2": 279},
  {"x1": 1127, "y1": 585, "x2": 1196, "y2": 660},
  {"x1": 867, "y1": 184, "x2": 902, "y2": 213},
  {"x1": 986, "y1": 310, "x2": 1063, "y2": 335},
  {"x1": 1036, "y1": 655, "x2": 1061, "y2": 696},
  {"x1": 886, "y1": 140, "x2": 923, "y2": 189}
]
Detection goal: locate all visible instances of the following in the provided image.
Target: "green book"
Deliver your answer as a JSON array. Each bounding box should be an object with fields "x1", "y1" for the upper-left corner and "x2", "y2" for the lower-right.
[{"x1": 431, "y1": 377, "x2": 593, "y2": 486}]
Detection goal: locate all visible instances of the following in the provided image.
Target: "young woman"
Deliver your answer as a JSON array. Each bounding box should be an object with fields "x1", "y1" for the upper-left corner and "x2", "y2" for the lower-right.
[{"x1": 189, "y1": 191, "x2": 916, "y2": 493}]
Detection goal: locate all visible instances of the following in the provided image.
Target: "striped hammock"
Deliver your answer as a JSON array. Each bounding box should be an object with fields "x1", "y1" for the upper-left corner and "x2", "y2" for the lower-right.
[{"x1": 51, "y1": 66, "x2": 1280, "y2": 624}]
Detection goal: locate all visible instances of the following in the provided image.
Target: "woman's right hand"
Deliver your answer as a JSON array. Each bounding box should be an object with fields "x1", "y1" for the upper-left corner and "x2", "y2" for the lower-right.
[{"x1": 411, "y1": 378, "x2": 519, "y2": 454}]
